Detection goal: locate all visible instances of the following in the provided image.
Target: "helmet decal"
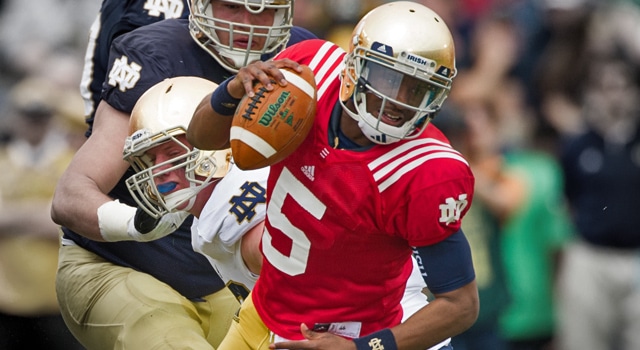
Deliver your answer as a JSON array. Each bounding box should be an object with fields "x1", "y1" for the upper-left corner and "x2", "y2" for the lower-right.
[{"x1": 371, "y1": 42, "x2": 394, "y2": 57}]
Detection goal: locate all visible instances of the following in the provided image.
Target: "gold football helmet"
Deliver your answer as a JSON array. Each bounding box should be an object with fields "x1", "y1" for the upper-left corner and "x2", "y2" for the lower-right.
[
  {"x1": 189, "y1": 0, "x2": 294, "y2": 72},
  {"x1": 123, "y1": 76, "x2": 232, "y2": 219},
  {"x1": 339, "y1": 1, "x2": 456, "y2": 145}
]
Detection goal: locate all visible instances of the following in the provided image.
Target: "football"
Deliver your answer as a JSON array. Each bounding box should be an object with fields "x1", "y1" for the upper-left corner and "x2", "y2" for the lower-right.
[{"x1": 230, "y1": 65, "x2": 317, "y2": 170}]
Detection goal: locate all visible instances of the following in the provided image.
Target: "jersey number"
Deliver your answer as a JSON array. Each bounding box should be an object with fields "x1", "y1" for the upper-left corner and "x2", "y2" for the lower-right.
[{"x1": 262, "y1": 168, "x2": 326, "y2": 276}]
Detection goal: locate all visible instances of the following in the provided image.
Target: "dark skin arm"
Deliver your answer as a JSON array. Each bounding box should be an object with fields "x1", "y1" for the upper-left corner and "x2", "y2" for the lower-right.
[
  {"x1": 270, "y1": 280, "x2": 479, "y2": 350},
  {"x1": 187, "y1": 59, "x2": 303, "y2": 151}
]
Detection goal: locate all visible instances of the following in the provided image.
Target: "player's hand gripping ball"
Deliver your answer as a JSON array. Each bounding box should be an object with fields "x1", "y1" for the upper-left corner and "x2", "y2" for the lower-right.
[{"x1": 230, "y1": 65, "x2": 317, "y2": 170}]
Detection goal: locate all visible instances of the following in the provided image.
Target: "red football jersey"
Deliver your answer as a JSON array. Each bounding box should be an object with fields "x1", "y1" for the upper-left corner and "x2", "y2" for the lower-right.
[{"x1": 252, "y1": 39, "x2": 475, "y2": 340}]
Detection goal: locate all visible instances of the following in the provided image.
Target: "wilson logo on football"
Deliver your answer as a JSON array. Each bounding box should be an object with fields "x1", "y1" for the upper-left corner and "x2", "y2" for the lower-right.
[
  {"x1": 230, "y1": 65, "x2": 317, "y2": 170},
  {"x1": 239, "y1": 89, "x2": 295, "y2": 129}
]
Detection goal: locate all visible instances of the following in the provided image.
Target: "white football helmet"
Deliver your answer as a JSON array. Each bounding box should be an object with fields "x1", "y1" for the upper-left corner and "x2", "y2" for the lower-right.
[
  {"x1": 189, "y1": 0, "x2": 294, "y2": 72},
  {"x1": 123, "y1": 76, "x2": 232, "y2": 219},
  {"x1": 339, "y1": 1, "x2": 457, "y2": 145}
]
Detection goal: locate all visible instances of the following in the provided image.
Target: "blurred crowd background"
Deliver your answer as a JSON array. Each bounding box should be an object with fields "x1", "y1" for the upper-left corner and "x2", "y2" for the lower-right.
[{"x1": 0, "y1": 0, "x2": 639, "y2": 349}]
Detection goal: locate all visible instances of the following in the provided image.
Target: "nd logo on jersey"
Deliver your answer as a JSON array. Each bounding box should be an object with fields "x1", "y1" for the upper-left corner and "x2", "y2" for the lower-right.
[
  {"x1": 108, "y1": 55, "x2": 142, "y2": 92},
  {"x1": 143, "y1": 0, "x2": 185, "y2": 19},
  {"x1": 229, "y1": 181, "x2": 267, "y2": 223},
  {"x1": 439, "y1": 193, "x2": 468, "y2": 225}
]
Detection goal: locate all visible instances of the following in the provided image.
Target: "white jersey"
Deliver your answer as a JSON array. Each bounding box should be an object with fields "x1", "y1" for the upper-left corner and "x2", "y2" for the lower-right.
[{"x1": 192, "y1": 164, "x2": 269, "y2": 302}]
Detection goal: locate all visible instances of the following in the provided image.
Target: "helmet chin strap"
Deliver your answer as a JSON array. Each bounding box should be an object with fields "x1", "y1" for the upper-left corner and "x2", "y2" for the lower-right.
[
  {"x1": 217, "y1": 48, "x2": 261, "y2": 71},
  {"x1": 163, "y1": 180, "x2": 214, "y2": 214},
  {"x1": 355, "y1": 90, "x2": 404, "y2": 145},
  {"x1": 357, "y1": 115, "x2": 401, "y2": 145},
  {"x1": 163, "y1": 187, "x2": 197, "y2": 213}
]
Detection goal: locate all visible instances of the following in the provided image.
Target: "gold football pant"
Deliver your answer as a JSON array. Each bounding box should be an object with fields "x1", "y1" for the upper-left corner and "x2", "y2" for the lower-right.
[
  {"x1": 56, "y1": 243, "x2": 239, "y2": 350},
  {"x1": 217, "y1": 292, "x2": 272, "y2": 350}
]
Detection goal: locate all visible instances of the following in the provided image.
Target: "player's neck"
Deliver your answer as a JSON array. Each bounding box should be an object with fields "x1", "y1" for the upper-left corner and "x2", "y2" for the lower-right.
[
  {"x1": 190, "y1": 183, "x2": 216, "y2": 218},
  {"x1": 341, "y1": 116, "x2": 373, "y2": 148},
  {"x1": 338, "y1": 102, "x2": 373, "y2": 148}
]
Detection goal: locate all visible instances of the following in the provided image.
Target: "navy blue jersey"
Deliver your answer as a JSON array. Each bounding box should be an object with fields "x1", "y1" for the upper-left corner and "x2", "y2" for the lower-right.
[
  {"x1": 80, "y1": 0, "x2": 190, "y2": 137},
  {"x1": 63, "y1": 18, "x2": 317, "y2": 299},
  {"x1": 560, "y1": 126, "x2": 640, "y2": 248}
]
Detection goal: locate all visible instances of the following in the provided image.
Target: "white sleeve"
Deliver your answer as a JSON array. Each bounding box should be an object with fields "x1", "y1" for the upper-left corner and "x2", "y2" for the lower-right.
[
  {"x1": 400, "y1": 256, "x2": 429, "y2": 322},
  {"x1": 192, "y1": 164, "x2": 269, "y2": 293}
]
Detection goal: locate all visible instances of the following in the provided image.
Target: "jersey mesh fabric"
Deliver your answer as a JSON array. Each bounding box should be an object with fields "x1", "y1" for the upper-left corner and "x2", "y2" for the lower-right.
[{"x1": 252, "y1": 39, "x2": 475, "y2": 339}]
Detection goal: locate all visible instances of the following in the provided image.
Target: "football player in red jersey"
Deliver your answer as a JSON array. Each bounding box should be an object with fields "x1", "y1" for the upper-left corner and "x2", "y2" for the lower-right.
[{"x1": 187, "y1": 2, "x2": 479, "y2": 350}]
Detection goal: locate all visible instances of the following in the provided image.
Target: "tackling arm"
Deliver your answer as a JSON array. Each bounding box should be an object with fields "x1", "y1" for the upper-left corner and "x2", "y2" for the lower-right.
[{"x1": 51, "y1": 101, "x2": 131, "y2": 241}]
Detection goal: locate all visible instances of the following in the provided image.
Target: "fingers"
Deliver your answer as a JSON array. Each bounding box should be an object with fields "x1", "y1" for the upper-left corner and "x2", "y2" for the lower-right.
[
  {"x1": 269, "y1": 323, "x2": 313, "y2": 349},
  {"x1": 300, "y1": 323, "x2": 315, "y2": 339},
  {"x1": 234, "y1": 59, "x2": 303, "y2": 97},
  {"x1": 270, "y1": 323, "x2": 350, "y2": 349}
]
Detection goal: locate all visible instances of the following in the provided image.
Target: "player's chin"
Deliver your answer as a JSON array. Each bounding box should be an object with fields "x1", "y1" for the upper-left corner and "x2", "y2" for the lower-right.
[
  {"x1": 170, "y1": 197, "x2": 191, "y2": 211},
  {"x1": 175, "y1": 203, "x2": 190, "y2": 211}
]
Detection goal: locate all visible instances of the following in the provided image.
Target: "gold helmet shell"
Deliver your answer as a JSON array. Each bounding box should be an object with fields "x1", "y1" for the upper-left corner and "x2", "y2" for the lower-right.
[{"x1": 339, "y1": 1, "x2": 456, "y2": 144}]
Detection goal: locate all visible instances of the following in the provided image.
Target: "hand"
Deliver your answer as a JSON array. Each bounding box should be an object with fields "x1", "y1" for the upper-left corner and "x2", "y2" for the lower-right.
[
  {"x1": 133, "y1": 207, "x2": 161, "y2": 234},
  {"x1": 97, "y1": 200, "x2": 189, "y2": 242},
  {"x1": 230, "y1": 59, "x2": 303, "y2": 98},
  {"x1": 269, "y1": 324, "x2": 356, "y2": 350},
  {"x1": 127, "y1": 209, "x2": 189, "y2": 242}
]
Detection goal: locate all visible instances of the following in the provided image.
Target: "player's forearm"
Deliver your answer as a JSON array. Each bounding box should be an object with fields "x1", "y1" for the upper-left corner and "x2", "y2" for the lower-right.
[
  {"x1": 51, "y1": 101, "x2": 138, "y2": 241},
  {"x1": 392, "y1": 280, "x2": 479, "y2": 350},
  {"x1": 51, "y1": 156, "x2": 123, "y2": 241},
  {"x1": 51, "y1": 172, "x2": 112, "y2": 241}
]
